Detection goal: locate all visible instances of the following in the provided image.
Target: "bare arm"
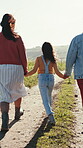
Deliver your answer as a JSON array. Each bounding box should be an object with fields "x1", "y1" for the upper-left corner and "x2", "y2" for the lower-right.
[
  {"x1": 26, "y1": 58, "x2": 39, "y2": 76},
  {"x1": 54, "y1": 62, "x2": 64, "y2": 78}
]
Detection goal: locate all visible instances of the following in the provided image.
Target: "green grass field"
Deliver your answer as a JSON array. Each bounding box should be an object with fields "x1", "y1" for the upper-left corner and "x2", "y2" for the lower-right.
[{"x1": 36, "y1": 77, "x2": 75, "y2": 148}]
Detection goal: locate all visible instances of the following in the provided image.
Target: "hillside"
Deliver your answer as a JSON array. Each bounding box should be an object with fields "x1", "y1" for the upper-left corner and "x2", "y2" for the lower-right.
[
  {"x1": 26, "y1": 45, "x2": 69, "y2": 61},
  {"x1": 54, "y1": 45, "x2": 69, "y2": 61}
]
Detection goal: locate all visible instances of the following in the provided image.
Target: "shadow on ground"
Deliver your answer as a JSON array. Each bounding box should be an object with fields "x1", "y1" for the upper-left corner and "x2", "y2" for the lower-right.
[
  {"x1": 24, "y1": 117, "x2": 53, "y2": 148},
  {"x1": 0, "y1": 119, "x2": 19, "y2": 140}
]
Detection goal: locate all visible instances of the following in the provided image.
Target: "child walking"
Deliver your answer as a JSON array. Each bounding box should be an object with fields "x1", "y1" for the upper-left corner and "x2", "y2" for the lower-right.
[{"x1": 26, "y1": 42, "x2": 64, "y2": 125}]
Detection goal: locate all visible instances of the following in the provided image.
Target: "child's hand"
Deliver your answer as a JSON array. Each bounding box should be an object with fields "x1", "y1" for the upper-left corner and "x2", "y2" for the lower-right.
[{"x1": 63, "y1": 74, "x2": 69, "y2": 79}]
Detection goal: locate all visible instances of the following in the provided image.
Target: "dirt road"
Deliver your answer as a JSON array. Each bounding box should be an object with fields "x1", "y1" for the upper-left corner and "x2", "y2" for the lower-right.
[
  {"x1": 0, "y1": 76, "x2": 62, "y2": 148},
  {"x1": 0, "y1": 77, "x2": 83, "y2": 148}
]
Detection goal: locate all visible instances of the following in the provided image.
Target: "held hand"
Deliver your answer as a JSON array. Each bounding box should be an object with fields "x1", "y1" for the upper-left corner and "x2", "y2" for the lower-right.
[
  {"x1": 24, "y1": 72, "x2": 29, "y2": 77},
  {"x1": 63, "y1": 74, "x2": 69, "y2": 79}
]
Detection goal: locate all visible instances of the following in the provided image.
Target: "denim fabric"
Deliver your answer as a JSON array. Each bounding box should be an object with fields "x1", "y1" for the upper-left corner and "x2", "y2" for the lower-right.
[
  {"x1": 38, "y1": 74, "x2": 54, "y2": 115},
  {"x1": 42, "y1": 55, "x2": 50, "y2": 73},
  {"x1": 65, "y1": 33, "x2": 83, "y2": 79}
]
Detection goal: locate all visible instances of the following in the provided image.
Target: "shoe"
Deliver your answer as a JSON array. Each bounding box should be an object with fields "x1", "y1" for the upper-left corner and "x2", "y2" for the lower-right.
[
  {"x1": 1, "y1": 112, "x2": 9, "y2": 132},
  {"x1": 1, "y1": 128, "x2": 9, "y2": 132},
  {"x1": 15, "y1": 107, "x2": 24, "y2": 120},
  {"x1": 48, "y1": 114, "x2": 55, "y2": 125},
  {"x1": 48, "y1": 121, "x2": 55, "y2": 126}
]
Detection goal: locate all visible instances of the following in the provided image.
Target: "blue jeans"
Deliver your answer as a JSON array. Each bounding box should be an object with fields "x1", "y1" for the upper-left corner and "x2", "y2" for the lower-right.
[{"x1": 38, "y1": 74, "x2": 54, "y2": 115}]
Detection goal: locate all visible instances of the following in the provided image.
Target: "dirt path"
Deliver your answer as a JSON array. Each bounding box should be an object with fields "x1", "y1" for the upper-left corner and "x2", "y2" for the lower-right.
[
  {"x1": 0, "y1": 85, "x2": 45, "y2": 148},
  {"x1": 71, "y1": 82, "x2": 83, "y2": 148},
  {"x1": 0, "y1": 76, "x2": 62, "y2": 148},
  {"x1": 0, "y1": 78, "x2": 83, "y2": 148}
]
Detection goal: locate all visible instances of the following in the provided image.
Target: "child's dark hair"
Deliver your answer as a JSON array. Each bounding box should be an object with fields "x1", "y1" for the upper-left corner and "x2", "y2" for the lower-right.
[
  {"x1": 0, "y1": 14, "x2": 18, "y2": 41},
  {"x1": 42, "y1": 42, "x2": 56, "y2": 63}
]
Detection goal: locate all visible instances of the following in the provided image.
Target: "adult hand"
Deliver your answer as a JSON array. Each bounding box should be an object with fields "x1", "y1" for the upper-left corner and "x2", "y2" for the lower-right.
[{"x1": 24, "y1": 72, "x2": 29, "y2": 77}]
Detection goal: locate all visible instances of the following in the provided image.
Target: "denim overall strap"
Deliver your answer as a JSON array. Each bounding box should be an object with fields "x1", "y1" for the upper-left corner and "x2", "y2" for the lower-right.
[{"x1": 42, "y1": 56, "x2": 50, "y2": 74}]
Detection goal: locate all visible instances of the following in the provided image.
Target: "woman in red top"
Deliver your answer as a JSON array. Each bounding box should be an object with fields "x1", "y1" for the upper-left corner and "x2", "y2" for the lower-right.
[{"x1": 0, "y1": 14, "x2": 28, "y2": 132}]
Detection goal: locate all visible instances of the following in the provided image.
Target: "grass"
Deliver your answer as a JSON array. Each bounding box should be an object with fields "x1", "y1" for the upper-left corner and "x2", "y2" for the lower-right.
[
  {"x1": 24, "y1": 75, "x2": 38, "y2": 88},
  {"x1": 36, "y1": 76, "x2": 76, "y2": 148},
  {"x1": 57, "y1": 60, "x2": 65, "y2": 71},
  {"x1": 24, "y1": 60, "x2": 38, "y2": 88}
]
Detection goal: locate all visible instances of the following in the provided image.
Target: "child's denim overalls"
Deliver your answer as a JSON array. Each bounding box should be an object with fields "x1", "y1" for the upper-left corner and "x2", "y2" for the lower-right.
[{"x1": 38, "y1": 56, "x2": 54, "y2": 115}]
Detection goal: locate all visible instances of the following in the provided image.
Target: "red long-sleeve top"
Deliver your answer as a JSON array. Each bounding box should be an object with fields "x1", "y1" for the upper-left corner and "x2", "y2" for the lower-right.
[{"x1": 0, "y1": 32, "x2": 28, "y2": 75}]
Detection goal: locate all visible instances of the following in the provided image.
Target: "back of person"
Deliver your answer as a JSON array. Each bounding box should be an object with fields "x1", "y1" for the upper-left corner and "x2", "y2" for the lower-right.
[
  {"x1": 27, "y1": 42, "x2": 64, "y2": 125},
  {"x1": 65, "y1": 33, "x2": 83, "y2": 79},
  {"x1": 0, "y1": 13, "x2": 28, "y2": 132},
  {"x1": 37, "y1": 56, "x2": 54, "y2": 74},
  {"x1": 0, "y1": 32, "x2": 20, "y2": 65},
  {"x1": 65, "y1": 33, "x2": 83, "y2": 108}
]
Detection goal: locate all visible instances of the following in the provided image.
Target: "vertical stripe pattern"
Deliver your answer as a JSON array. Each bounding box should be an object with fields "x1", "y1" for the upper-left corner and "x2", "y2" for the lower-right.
[{"x1": 0, "y1": 64, "x2": 27, "y2": 103}]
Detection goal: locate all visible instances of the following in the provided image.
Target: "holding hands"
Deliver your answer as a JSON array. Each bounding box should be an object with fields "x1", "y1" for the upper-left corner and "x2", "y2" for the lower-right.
[
  {"x1": 63, "y1": 74, "x2": 69, "y2": 79},
  {"x1": 25, "y1": 71, "x2": 69, "y2": 80}
]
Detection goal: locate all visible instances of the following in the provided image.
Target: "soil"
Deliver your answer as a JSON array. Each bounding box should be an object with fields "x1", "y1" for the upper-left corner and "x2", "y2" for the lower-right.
[
  {"x1": 71, "y1": 82, "x2": 83, "y2": 148},
  {"x1": 0, "y1": 77, "x2": 83, "y2": 148}
]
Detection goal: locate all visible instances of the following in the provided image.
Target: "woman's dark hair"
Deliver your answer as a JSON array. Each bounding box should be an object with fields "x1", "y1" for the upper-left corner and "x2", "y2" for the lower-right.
[
  {"x1": 0, "y1": 14, "x2": 18, "y2": 41},
  {"x1": 42, "y1": 42, "x2": 56, "y2": 63}
]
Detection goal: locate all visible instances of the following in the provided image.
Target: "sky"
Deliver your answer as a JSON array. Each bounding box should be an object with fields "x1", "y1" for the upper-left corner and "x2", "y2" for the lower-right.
[{"x1": 0, "y1": 0, "x2": 83, "y2": 48}]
